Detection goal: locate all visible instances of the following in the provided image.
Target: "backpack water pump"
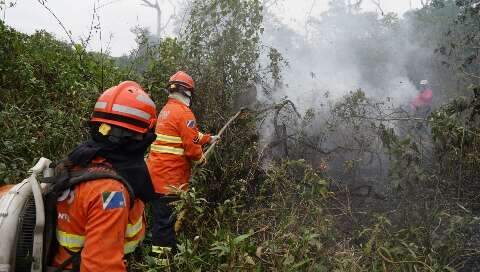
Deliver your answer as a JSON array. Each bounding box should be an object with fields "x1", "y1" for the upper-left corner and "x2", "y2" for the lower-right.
[{"x1": 0, "y1": 158, "x2": 53, "y2": 272}]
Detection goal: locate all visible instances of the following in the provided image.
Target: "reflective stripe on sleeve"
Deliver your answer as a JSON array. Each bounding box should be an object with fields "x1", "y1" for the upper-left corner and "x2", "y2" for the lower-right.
[
  {"x1": 56, "y1": 230, "x2": 85, "y2": 252},
  {"x1": 151, "y1": 245, "x2": 172, "y2": 254},
  {"x1": 156, "y1": 133, "x2": 182, "y2": 144},
  {"x1": 126, "y1": 217, "x2": 143, "y2": 238},
  {"x1": 193, "y1": 132, "x2": 204, "y2": 144},
  {"x1": 124, "y1": 237, "x2": 144, "y2": 254},
  {"x1": 150, "y1": 144, "x2": 184, "y2": 155}
]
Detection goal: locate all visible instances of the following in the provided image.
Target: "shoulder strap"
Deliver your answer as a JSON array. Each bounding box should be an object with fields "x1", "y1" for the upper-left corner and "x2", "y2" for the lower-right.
[
  {"x1": 69, "y1": 165, "x2": 136, "y2": 208},
  {"x1": 43, "y1": 160, "x2": 135, "y2": 272},
  {"x1": 52, "y1": 250, "x2": 80, "y2": 272},
  {"x1": 44, "y1": 160, "x2": 135, "y2": 208}
]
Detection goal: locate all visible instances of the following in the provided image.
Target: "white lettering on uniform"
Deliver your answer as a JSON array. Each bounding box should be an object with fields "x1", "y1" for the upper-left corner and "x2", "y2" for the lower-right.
[{"x1": 58, "y1": 213, "x2": 70, "y2": 222}]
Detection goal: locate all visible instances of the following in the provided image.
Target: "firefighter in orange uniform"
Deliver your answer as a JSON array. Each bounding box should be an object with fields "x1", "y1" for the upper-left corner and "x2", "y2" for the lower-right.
[
  {"x1": 50, "y1": 81, "x2": 157, "y2": 272},
  {"x1": 147, "y1": 71, "x2": 219, "y2": 257}
]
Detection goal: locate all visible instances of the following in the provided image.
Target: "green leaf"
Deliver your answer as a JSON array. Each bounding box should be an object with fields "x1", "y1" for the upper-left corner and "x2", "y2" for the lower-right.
[
  {"x1": 232, "y1": 231, "x2": 253, "y2": 245},
  {"x1": 283, "y1": 254, "x2": 294, "y2": 266}
]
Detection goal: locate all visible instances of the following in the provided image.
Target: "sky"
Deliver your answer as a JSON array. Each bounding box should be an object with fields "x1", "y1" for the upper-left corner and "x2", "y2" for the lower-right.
[{"x1": 2, "y1": 0, "x2": 423, "y2": 56}]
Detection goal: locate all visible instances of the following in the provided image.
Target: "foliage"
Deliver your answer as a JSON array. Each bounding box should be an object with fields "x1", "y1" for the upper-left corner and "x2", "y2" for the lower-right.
[
  {"x1": 0, "y1": 20, "x2": 128, "y2": 184},
  {"x1": 1, "y1": 0, "x2": 480, "y2": 271},
  {"x1": 166, "y1": 0, "x2": 265, "y2": 204},
  {"x1": 180, "y1": 0, "x2": 263, "y2": 114},
  {"x1": 429, "y1": 92, "x2": 480, "y2": 208}
]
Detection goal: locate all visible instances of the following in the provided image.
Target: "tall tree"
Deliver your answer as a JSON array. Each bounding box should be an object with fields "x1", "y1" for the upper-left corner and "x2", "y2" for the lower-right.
[{"x1": 140, "y1": 0, "x2": 176, "y2": 38}]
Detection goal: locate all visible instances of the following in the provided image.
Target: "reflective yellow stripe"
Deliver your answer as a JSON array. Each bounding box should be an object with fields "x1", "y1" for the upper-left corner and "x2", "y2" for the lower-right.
[
  {"x1": 150, "y1": 144, "x2": 184, "y2": 155},
  {"x1": 126, "y1": 217, "x2": 143, "y2": 238},
  {"x1": 152, "y1": 245, "x2": 172, "y2": 254},
  {"x1": 198, "y1": 132, "x2": 204, "y2": 139},
  {"x1": 124, "y1": 238, "x2": 143, "y2": 254},
  {"x1": 156, "y1": 133, "x2": 182, "y2": 144},
  {"x1": 56, "y1": 230, "x2": 85, "y2": 252}
]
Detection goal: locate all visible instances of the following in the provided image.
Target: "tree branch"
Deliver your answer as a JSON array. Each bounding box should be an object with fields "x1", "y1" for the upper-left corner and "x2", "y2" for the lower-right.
[
  {"x1": 140, "y1": 0, "x2": 158, "y2": 8},
  {"x1": 36, "y1": 0, "x2": 75, "y2": 46},
  {"x1": 371, "y1": 0, "x2": 384, "y2": 16}
]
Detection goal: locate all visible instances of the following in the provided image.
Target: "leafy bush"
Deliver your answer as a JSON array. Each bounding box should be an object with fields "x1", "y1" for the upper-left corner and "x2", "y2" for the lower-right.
[
  {"x1": 0, "y1": 20, "x2": 131, "y2": 184},
  {"x1": 2, "y1": 0, "x2": 480, "y2": 271}
]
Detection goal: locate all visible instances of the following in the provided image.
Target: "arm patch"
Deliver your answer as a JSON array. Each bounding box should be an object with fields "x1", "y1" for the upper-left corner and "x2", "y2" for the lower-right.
[
  {"x1": 186, "y1": 120, "x2": 196, "y2": 128},
  {"x1": 101, "y1": 191, "x2": 125, "y2": 210}
]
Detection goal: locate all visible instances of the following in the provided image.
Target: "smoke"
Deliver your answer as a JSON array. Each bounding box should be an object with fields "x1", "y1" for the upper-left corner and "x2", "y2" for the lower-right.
[
  {"x1": 255, "y1": 2, "x2": 442, "y2": 185},
  {"x1": 260, "y1": 3, "x2": 435, "y2": 112}
]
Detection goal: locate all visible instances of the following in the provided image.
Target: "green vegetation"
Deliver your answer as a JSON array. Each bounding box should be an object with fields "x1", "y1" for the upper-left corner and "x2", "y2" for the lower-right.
[
  {"x1": 1, "y1": 0, "x2": 479, "y2": 271},
  {"x1": 0, "y1": 21, "x2": 129, "y2": 182}
]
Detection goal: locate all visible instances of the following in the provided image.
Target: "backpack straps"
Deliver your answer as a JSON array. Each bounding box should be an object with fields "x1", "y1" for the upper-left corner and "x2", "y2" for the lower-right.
[
  {"x1": 51, "y1": 250, "x2": 80, "y2": 272},
  {"x1": 45, "y1": 161, "x2": 135, "y2": 272},
  {"x1": 44, "y1": 161, "x2": 135, "y2": 208},
  {"x1": 68, "y1": 166, "x2": 135, "y2": 208}
]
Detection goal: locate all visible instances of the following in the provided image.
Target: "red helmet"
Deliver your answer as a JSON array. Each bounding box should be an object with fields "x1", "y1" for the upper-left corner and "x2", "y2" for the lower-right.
[
  {"x1": 169, "y1": 71, "x2": 195, "y2": 91},
  {"x1": 91, "y1": 81, "x2": 156, "y2": 134}
]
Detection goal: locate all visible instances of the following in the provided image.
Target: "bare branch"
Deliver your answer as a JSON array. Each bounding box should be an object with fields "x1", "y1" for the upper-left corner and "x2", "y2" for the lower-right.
[
  {"x1": 140, "y1": 0, "x2": 166, "y2": 37},
  {"x1": 347, "y1": 0, "x2": 363, "y2": 12},
  {"x1": 262, "y1": 0, "x2": 279, "y2": 10},
  {"x1": 420, "y1": 0, "x2": 432, "y2": 7},
  {"x1": 371, "y1": 0, "x2": 384, "y2": 16},
  {"x1": 140, "y1": 0, "x2": 158, "y2": 8},
  {"x1": 304, "y1": 0, "x2": 316, "y2": 41},
  {"x1": 81, "y1": 0, "x2": 100, "y2": 49},
  {"x1": 162, "y1": 13, "x2": 175, "y2": 32},
  {"x1": 461, "y1": 68, "x2": 480, "y2": 80},
  {"x1": 36, "y1": 0, "x2": 75, "y2": 46},
  {"x1": 161, "y1": 0, "x2": 177, "y2": 34},
  {"x1": 97, "y1": 0, "x2": 124, "y2": 9}
]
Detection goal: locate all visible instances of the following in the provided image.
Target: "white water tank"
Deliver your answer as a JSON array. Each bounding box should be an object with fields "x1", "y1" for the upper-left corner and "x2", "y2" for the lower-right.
[{"x1": 0, "y1": 158, "x2": 52, "y2": 272}]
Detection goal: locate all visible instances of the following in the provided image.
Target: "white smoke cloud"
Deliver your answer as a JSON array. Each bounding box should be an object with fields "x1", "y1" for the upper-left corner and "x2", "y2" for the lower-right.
[{"x1": 260, "y1": 5, "x2": 433, "y2": 113}]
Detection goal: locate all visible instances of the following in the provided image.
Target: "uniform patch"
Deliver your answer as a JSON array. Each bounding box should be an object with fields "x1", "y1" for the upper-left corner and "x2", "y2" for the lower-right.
[
  {"x1": 101, "y1": 191, "x2": 125, "y2": 210},
  {"x1": 186, "y1": 120, "x2": 196, "y2": 128}
]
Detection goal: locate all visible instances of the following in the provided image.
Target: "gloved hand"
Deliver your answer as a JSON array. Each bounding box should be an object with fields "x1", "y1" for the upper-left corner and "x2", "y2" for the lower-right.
[
  {"x1": 194, "y1": 154, "x2": 207, "y2": 167},
  {"x1": 209, "y1": 135, "x2": 220, "y2": 144}
]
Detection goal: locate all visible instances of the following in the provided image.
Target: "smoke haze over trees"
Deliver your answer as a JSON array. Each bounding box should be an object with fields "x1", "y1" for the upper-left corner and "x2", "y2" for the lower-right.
[
  {"x1": 261, "y1": 0, "x2": 464, "y2": 110},
  {"x1": 1, "y1": 0, "x2": 480, "y2": 271}
]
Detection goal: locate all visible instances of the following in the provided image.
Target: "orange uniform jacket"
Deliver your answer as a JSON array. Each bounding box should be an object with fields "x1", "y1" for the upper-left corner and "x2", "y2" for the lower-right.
[
  {"x1": 125, "y1": 199, "x2": 146, "y2": 254},
  {"x1": 53, "y1": 162, "x2": 146, "y2": 271},
  {"x1": 147, "y1": 98, "x2": 210, "y2": 194}
]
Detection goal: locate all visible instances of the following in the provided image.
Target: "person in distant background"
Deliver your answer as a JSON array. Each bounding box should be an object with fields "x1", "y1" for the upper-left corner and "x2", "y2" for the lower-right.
[{"x1": 410, "y1": 79, "x2": 433, "y2": 117}]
